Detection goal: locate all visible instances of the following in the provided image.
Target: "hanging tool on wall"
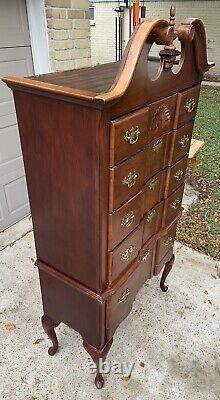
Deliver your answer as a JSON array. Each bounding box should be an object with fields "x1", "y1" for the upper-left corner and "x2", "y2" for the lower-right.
[
  {"x1": 133, "y1": 0, "x2": 140, "y2": 28},
  {"x1": 115, "y1": 2, "x2": 124, "y2": 61}
]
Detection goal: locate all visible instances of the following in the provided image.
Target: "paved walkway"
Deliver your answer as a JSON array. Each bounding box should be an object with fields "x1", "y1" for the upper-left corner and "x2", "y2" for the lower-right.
[{"x1": 0, "y1": 228, "x2": 219, "y2": 400}]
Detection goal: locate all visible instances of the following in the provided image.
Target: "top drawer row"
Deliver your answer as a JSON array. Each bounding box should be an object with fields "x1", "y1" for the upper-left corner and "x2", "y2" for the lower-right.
[{"x1": 110, "y1": 85, "x2": 200, "y2": 166}]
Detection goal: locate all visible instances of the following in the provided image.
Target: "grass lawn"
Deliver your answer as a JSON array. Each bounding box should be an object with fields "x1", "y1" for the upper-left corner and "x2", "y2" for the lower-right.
[{"x1": 176, "y1": 86, "x2": 220, "y2": 260}]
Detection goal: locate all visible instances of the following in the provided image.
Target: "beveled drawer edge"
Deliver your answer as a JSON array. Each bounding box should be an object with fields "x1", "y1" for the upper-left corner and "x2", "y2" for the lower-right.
[{"x1": 173, "y1": 84, "x2": 201, "y2": 129}]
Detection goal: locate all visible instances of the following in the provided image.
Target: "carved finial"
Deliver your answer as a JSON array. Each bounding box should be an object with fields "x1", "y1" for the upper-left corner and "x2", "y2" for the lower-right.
[
  {"x1": 169, "y1": 4, "x2": 176, "y2": 27},
  {"x1": 159, "y1": 4, "x2": 180, "y2": 71}
]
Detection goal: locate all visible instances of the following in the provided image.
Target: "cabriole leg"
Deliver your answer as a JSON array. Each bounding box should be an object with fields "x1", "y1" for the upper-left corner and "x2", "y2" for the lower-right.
[
  {"x1": 41, "y1": 315, "x2": 60, "y2": 356},
  {"x1": 160, "y1": 254, "x2": 175, "y2": 292},
  {"x1": 83, "y1": 338, "x2": 113, "y2": 389}
]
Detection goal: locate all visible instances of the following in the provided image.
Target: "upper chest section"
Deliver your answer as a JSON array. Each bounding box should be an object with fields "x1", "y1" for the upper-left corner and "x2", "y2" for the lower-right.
[{"x1": 109, "y1": 84, "x2": 200, "y2": 168}]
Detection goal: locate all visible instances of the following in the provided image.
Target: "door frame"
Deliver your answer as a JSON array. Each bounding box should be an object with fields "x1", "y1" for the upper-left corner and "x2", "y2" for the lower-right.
[{"x1": 26, "y1": 0, "x2": 51, "y2": 74}]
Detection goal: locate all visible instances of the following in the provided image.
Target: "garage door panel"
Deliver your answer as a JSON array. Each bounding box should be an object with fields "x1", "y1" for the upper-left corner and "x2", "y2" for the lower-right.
[
  {"x1": 0, "y1": 0, "x2": 31, "y2": 48},
  {"x1": 0, "y1": 113, "x2": 17, "y2": 130},
  {"x1": 0, "y1": 0, "x2": 34, "y2": 230},
  {"x1": 0, "y1": 170, "x2": 30, "y2": 231},
  {"x1": 5, "y1": 175, "x2": 29, "y2": 214},
  {"x1": 0, "y1": 47, "x2": 34, "y2": 119},
  {"x1": 0, "y1": 125, "x2": 22, "y2": 166}
]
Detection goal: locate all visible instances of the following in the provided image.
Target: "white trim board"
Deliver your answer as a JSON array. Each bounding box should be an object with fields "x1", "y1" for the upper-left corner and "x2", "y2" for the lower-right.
[{"x1": 26, "y1": 0, "x2": 50, "y2": 75}]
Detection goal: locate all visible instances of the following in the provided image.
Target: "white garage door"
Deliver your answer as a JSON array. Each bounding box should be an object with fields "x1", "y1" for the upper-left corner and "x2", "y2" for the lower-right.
[{"x1": 0, "y1": 0, "x2": 34, "y2": 231}]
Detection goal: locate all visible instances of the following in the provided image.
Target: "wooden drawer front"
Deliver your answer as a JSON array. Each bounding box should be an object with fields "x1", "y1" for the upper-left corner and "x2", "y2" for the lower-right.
[
  {"x1": 107, "y1": 267, "x2": 140, "y2": 339},
  {"x1": 156, "y1": 220, "x2": 178, "y2": 263},
  {"x1": 145, "y1": 132, "x2": 171, "y2": 181},
  {"x1": 163, "y1": 184, "x2": 184, "y2": 227},
  {"x1": 165, "y1": 155, "x2": 188, "y2": 198},
  {"x1": 108, "y1": 225, "x2": 143, "y2": 284},
  {"x1": 143, "y1": 169, "x2": 165, "y2": 215},
  {"x1": 143, "y1": 201, "x2": 163, "y2": 244},
  {"x1": 110, "y1": 107, "x2": 149, "y2": 166},
  {"x1": 169, "y1": 121, "x2": 194, "y2": 165},
  {"x1": 138, "y1": 241, "x2": 156, "y2": 286},
  {"x1": 109, "y1": 151, "x2": 145, "y2": 212},
  {"x1": 175, "y1": 85, "x2": 200, "y2": 128},
  {"x1": 148, "y1": 94, "x2": 177, "y2": 141},
  {"x1": 154, "y1": 248, "x2": 173, "y2": 276},
  {"x1": 108, "y1": 191, "x2": 143, "y2": 251}
]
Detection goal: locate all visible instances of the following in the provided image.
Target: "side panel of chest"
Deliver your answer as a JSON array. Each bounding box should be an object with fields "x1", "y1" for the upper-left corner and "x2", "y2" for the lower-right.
[{"x1": 13, "y1": 91, "x2": 107, "y2": 292}]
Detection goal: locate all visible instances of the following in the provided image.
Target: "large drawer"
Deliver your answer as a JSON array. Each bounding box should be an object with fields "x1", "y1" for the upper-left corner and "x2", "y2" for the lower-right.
[
  {"x1": 162, "y1": 184, "x2": 184, "y2": 227},
  {"x1": 108, "y1": 191, "x2": 143, "y2": 250},
  {"x1": 110, "y1": 107, "x2": 149, "y2": 166},
  {"x1": 142, "y1": 169, "x2": 165, "y2": 215},
  {"x1": 142, "y1": 200, "x2": 163, "y2": 244},
  {"x1": 169, "y1": 121, "x2": 194, "y2": 165},
  {"x1": 174, "y1": 85, "x2": 200, "y2": 128},
  {"x1": 165, "y1": 155, "x2": 188, "y2": 198},
  {"x1": 106, "y1": 266, "x2": 140, "y2": 339},
  {"x1": 148, "y1": 94, "x2": 177, "y2": 141},
  {"x1": 145, "y1": 131, "x2": 171, "y2": 181},
  {"x1": 108, "y1": 225, "x2": 143, "y2": 285},
  {"x1": 109, "y1": 151, "x2": 145, "y2": 212}
]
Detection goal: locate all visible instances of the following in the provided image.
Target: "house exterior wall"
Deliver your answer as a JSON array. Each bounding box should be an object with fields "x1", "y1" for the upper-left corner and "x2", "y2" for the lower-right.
[
  {"x1": 90, "y1": 1, "x2": 220, "y2": 78},
  {"x1": 44, "y1": 0, "x2": 91, "y2": 71}
]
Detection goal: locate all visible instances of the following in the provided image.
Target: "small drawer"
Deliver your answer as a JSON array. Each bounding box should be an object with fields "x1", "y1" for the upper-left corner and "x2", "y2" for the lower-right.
[
  {"x1": 165, "y1": 155, "x2": 188, "y2": 198},
  {"x1": 106, "y1": 267, "x2": 140, "y2": 339},
  {"x1": 138, "y1": 241, "x2": 156, "y2": 286},
  {"x1": 145, "y1": 132, "x2": 171, "y2": 181},
  {"x1": 169, "y1": 121, "x2": 194, "y2": 165},
  {"x1": 108, "y1": 225, "x2": 143, "y2": 285},
  {"x1": 148, "y1": 94, "x2": 177, "y2": 141},
  {"x1": 174, "y1": 85, "x2": 200, "y2": 128},
  {"x1": 156, "y1": 218, "x2": 179, "y2": 264},
  {"x1": 154, "y1": 248, "x2": 173, "y2": 276},
  {"x1": 110, "y1": 107, "x2": 149, "y2": 166},
  {"x1": 163, "y1": 184, "x2": 184, "y2": 227},
  {"x1": 142, "y1": 201, "x2": 163, "y2": 244},
  {"x1": 109, "y1": 151, "x2": 145, "y2": 212},
  {"x1": 142, "y1": 169, "x2": 165, "y2": 215},
  {"x1": 108, "y1": 191, "x2": 143, "y2": 251}
]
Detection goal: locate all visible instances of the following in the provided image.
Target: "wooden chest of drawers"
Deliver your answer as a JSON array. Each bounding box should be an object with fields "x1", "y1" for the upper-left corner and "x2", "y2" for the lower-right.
[{"x1": 3, "y1": 8, "x2": 213, "y2": 390}]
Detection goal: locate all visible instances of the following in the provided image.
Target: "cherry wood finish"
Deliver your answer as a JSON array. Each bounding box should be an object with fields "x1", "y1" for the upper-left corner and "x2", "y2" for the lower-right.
[
  {"x1": 145, "y1": 131, "x2": 171, "y2": 181},
  {"x1": 169, "y1": 121, "x2": 194, "y2": 165},
  {"x1": 142, "y1": 201, "x2": 164, "y2": 244},
  {"x1": 143, "y1": 169, "x2": 166, "y2": 214},
  {"x1": 3, "y1": 7, "x2": 213, "y2": 389},
  {"x1": 108, "y1": 224, "x2": 143, "y2": 284},
  {"x1": 109, "y1": 150, "x2": 145, "y2": 212},
  {"x1": 108, "y1": 191, "x2": 143, "y2": 250},
  {"x1": 110, "y1": 106, "x2": 149, "y2": 166}
]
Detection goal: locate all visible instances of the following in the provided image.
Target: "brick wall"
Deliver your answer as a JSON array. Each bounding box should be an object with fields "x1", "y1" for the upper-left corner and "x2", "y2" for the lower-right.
[
  {"x1": 91, "y1": 1, "x2": 220, "y2": 79},
  {"x1": 44, "y1": 0, "x2": 91, "y2": 71}
]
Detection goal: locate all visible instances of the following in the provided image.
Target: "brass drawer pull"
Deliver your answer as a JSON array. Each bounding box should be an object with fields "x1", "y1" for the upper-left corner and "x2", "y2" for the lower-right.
[
  {"x1": 118, "y1": 288, "x2": 130, "y2": 303},
  {"x1": 123, "y1": 171, "x2": 138, "y2": 188},
  {"x1": 164, "y1": 236, "x2": 173, "y2": 246},
  {"x1": 120, "y1": 245, "x2": 133, "y2": 261},
  {"x1": 124, "y1": 126, "x2": 140, "y2": 145},
  {"x1": 184, "y1": 98, "x2": 195, "y2": 113},
  {"x1": 121, "y1": 211, "x2": 135, "y2": 227},
  {"x1": 148, "y1": 176, "x2": 158, "y2": 190},
  {"x1": 174, "y1": 169, "x2": 184, "y2": 181},
  {"x1": 171, "y1": 199, "x2": 181, "y2": 210},
  {"x1": 179, "y1": 134, "x2": 190, "y2": 148},
  {"x1": 142, "y1": 250, "x2": 150, "y2": 261},
  {"x1": 146, "y1": 209, "x2": 156, "y2": 222},
  {"x1": 152, "y1": 138, "x2": 163, "y2": 152}
]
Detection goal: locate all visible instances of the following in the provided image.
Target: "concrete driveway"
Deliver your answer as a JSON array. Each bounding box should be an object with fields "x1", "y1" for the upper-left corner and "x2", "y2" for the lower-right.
[{"x1": 0, "y1": 226, "x2": 219, "y2": 400}]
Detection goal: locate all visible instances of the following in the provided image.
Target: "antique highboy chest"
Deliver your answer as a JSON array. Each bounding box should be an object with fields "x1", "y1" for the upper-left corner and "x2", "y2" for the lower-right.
[{"x1": 3, "y1": 7, "x2": 213, "y2": 389}]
